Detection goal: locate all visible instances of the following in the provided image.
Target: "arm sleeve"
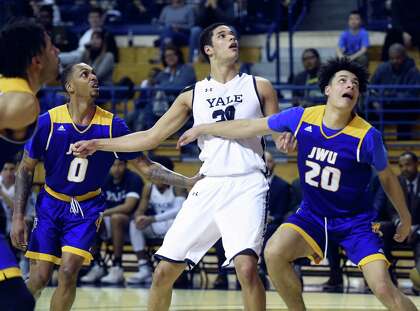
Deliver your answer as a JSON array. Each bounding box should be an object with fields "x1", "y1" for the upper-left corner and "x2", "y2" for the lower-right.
[
  {"x1": 362, "y1": 30, "x2": 370, "y2": 48},
  {"x1": 125, "y1": 174, "x2": 144, "y2": 199},
  {"x1": 111, "y1": 117, "x2": 143, "y2": 160},
  {"x1": 154, "y1": 196, "x2": 185, "y2": 222},
  {"x1": 360, "y1": 127, "x2": 388, "y2": 172},
  {"x1": 267, "y1": 106, "x2": 304, "y2": 133},
  {"x1": 24, "y1": 112, "x2": 51, "y2": 160}
]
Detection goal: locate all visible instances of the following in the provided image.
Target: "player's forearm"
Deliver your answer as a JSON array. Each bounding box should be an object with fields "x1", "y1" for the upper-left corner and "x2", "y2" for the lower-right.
[
  {"x1": 379, "y1": 168, "x2": 411, "y2": 223},
  {"x1": 148, "y1": 163, "x2": 192, "y2": 189},
  {"x1": 96, "y1": 130, "x2": 159, "y2": 152},
  {"x1": 197, "y1": 118, "x2": 272, "y2": 139},
  {"x1": 13, "y1": 165, "x2": 34, "y2": 220}
]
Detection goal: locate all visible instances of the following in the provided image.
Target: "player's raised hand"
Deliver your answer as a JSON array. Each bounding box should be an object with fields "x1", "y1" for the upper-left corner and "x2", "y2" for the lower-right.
[
  {"x1": 72, "y1": 139, "x2": 98, "y2": 157},
  {"x1": 177, "y1": 127, "x2": 201, "y2": 149},
  {"x1": 10, "y1": 217, "x2": 28, "y2": 251},
  {"x1": 274, "y1": 132, "x2": 297, "y2": 153},
  {"x1": 394, "y1": 217, "x2": 411, "y2": 242}
]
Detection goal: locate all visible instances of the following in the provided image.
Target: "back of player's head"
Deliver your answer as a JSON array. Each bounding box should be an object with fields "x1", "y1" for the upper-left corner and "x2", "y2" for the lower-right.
[
  {"x1": 0, "y1": 20, "x2": 46, "y2": 78},
  {"x1": 199, "y1": 22, "x2": 234, "y2": 63},
  {"x1": 318, "y1": 57, "x2": 369, "y2": 93},
  {"x1": 150, "y1": 155, "x2": 174, "y2": 171}
]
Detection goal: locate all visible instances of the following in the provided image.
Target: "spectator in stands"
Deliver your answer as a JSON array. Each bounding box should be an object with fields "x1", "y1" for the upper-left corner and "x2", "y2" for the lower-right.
[
  {"x1": 81, "y1": 30, "x2": 115, "y2": 85},
  {"x1": 81, "y1": 159, "x2": 143, "y2": 284},
  {"x1": 37, "y1": 4, "x2": 78, "y2": 52},
  {"x1": 188, "y1": 0, "x2": 235, "y2": 62},
  {"x1": 60, "y1": 6, "x2": 118, "y2": 65},
  {"x1": 292, "y1": 48, "x2": 323, "y2": 107},
  {"x1": 370, "y1": 43, "x2": 420, "y2": 140},
  {"x1": 157, "y1": 0, "x2": 195, "y2": 52},
  {"x1": 30, "y1": 0, "x2": 61, "y2": 25},
  {"x1": 117, "y1": 0, "x2": 157, "y2": 24},
  {"x1": 127, "y1": 156, "x2": 186, "y2": 284},
  {"x1": 143, "y1": 44, "x2": 196, "y2": 129},
  {"x1": 336, "y1": 10, "x2": 369, "y2": 68},
  {"x1": 0, "y1": 160, "x2": 16, "y2": 236}
]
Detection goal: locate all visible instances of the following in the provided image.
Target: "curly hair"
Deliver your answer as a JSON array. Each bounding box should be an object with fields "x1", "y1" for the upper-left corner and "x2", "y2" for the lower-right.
[{"x1": 318, "y1": 57, "x2": 369, "y2": 93}]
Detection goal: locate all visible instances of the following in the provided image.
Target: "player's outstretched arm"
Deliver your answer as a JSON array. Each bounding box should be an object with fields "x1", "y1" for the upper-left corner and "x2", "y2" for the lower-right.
[
  {"x1": 0, "y1": 93, "x2": 38, "y2": 130},
  {"x1": 130, "y1": 155, "x2": 202, "y2": 189},
  {"x1": 11, "y1": 151, "x2": 38, "y2": 250},
  {"x1": 177, "y1": 117, "x2": 274, "y2": 148},
  {"x1": 378, "y1": 165, "x2": 412, "y2": 242},
  {"x1": 72, "y1": 91, "x2": 192, "y2": 157}
]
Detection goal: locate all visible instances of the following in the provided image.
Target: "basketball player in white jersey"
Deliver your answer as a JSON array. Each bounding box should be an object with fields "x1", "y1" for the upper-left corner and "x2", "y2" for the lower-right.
[{"x1": 73, "y1": 23, "x2": 280, "y2": 310}]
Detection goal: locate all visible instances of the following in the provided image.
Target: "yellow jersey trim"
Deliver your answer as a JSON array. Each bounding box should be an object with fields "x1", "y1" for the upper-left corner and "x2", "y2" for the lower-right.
[
  {"x1": 44, "y1": 184, "x2": 101, "y2": 202},
  {"x1": 62, "y1": 246, "x2": 92, "y2": 265},
  {"x1": 358, "y1": 253, "x2": 390, "y2": 268},
  {"x1": 0, "y1": 267, "x2": 22, "y2": 281},
  {"x1": 25, "y1": 251, "x2": 61, "y2": 265},
  {"x1": 281, "y1": 223, "x2": 324, "y2": 261},
  {"x1": 48, "y1": 105, "x2": 114, "y2": 133},
  {"x1": 0, "y1": 78, "x2": 34, "y2": 95}
]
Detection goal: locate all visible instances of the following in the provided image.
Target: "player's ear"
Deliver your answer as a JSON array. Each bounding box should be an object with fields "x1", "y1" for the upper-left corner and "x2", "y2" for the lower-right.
[
  {"x1": 65, "y1": 81, "x2": 73, "y2": 93},
  {"x1": 324, "y1": 84, "x2": 331, "y2": 96},
  {"x1": 204, "y1": 45, "x2": 213, "y2": 58}
]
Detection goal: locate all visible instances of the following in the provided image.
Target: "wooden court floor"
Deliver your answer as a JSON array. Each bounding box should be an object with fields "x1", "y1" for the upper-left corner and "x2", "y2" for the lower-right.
[{"x1": 35, "y1": 287, "x2": 420, "y2": 310}]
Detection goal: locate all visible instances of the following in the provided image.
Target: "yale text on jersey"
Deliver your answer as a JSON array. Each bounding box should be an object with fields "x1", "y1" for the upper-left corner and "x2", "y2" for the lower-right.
[{"x1": 206, "y1": 94, "x2": 243, "y2": 108}]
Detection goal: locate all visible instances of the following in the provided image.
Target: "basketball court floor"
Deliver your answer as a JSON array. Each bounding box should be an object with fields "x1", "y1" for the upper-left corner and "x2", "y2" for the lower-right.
[{"x1": 35, "y1": 277, "x2": 420, "y2": 311}]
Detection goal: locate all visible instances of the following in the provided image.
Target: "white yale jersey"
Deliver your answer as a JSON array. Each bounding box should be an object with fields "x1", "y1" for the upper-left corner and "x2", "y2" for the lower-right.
[
  {"x1": 192, "y1": 73, "x2": 266, "y2": 177},
  {"x1": 149, "y1": 185, "x2": 176, "y2": 214}
]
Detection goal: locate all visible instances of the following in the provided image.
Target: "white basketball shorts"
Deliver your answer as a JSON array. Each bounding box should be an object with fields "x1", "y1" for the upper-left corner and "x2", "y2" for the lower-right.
[{"x1": 155, "y1": 171, "x2": 269, "y2": 267}]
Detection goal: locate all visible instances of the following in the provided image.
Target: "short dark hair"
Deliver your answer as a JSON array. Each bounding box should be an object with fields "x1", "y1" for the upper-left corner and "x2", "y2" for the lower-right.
[
  {"x1": 0, "y1": 20, "x2": 46, "y2": 78},
  {"x1": 150, "y1": 155, "x2": 174, "y2": 171},
  {"x1": 60, "y1": 63, "x2": 77, "y2": 91},
  {"x1": 400, "y1": 151, "x2": 418, "y2": 163},
  {"x1": 199, "y1": 22, "x2": 234, "y2": 63},
  {"x1": 161, "y1": 44, "x2": 184, "y2": 67},
  {"x1": 349, "y1": 10, "x2": 362, "y2": 17},
  {"x1": 318, "y1": 57, "x2": 369, "y2": 93},
  {"x1": 302, "y1": 48, "x2": 320, "y2": 60},
  {"x1": 89, "y1": 6, "x2": 104, "y2": 16},
  {"x1": 2, "y1": 158, "x2": 16, "y2": 169}
]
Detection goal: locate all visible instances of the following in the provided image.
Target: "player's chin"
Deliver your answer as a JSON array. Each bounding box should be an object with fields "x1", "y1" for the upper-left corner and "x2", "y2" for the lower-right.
[{"x1": 91, "y1": 89, "x2": 100, "y2": 97}]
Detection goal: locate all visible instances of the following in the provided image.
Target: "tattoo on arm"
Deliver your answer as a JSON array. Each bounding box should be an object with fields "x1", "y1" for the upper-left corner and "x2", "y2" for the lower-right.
[
  {"x1": 14, "y1": 151, "x2": 35, "y2": 217},
  {"x1": 149, "y1": 163, "x2": 190, "y2": 189}
]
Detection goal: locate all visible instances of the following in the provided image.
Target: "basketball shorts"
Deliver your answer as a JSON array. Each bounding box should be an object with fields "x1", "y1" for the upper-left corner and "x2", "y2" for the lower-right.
[
  {"x1": 282, "y1": 207, "x2": 388, "y2": 267},
  {"x1": 155, "y1": 171, "x2": 269, "y2": 267},
  {"x1": 0, "y1": 234, "x2": 21, "y2": 280},
  {"x1": 26, "y1": 188, "x2": 106, "y2": 265}
]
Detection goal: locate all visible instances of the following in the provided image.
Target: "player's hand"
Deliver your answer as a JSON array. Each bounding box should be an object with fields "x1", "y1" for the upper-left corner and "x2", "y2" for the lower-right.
[
  {"x1": 10, "y1": 217, "x2": 28, "y2": 251},
  {"x1": 177, "y1": 127, "x2": 201, "y2": 149},
  {"x1": 135, "y1": 215, "x2": 154, "y2": 229},
  {"x1": 72, "y1": 140, "x2": 99, "y2": 157},
  {"x1": 274, "y1": 132, "x2": 297, "y2": 153},
  {"x1": 394, "y1": 217, "x2": 411, "y2": 242}
]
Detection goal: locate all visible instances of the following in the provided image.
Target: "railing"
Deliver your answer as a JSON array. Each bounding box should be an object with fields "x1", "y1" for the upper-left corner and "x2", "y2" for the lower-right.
[
  {"x1": 288, "y1": 0, "x2": 309, "y2": 79},
  {"x1": 40, "y1": 84, "x2": 420, "y2": 141},
  {"x1": 265, "y1": 22, "x2": 281, "y2": 84}
]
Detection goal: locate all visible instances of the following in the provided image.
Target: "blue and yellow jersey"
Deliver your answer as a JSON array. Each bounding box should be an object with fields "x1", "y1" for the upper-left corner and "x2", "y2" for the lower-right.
[
  {"x1": 0, "y1": 77, "x2": 37, "y2": 168},
  {"x1": 25, "y1": 104, "x2": 140, "y2": 198},
  {"x1": 268, "y1": 105, "x2": 388, "y2": 217}
]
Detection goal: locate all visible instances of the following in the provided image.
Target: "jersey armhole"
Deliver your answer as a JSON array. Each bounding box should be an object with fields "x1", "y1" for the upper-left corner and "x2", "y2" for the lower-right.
[
  {"x1": 180, "y1": 83, "x2": 195, "y2": 110},
  {"x1": 252, "y1": 76, "x2": 264, "y2": 115}
]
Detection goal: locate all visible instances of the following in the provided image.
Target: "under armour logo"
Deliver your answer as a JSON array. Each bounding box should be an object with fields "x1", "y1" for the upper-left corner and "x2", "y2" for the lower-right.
[
  {"x1": 205, "y1": 88, "x2": 213, "y2": 92},
  {"x1": 191, "y1": 192, "x2": 199, "y2": 196}
]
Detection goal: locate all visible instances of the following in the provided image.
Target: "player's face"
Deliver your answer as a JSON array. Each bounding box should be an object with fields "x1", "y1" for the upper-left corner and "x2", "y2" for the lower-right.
[
  {"x1": 69, "y1": 63, "x2": 99, "y2": 98},
  {"x1": 207, "y1": 25, "x2": 239, "y2": 63},
  {"x1": 39, "y1": 33, "x2": 60, "y2": 84},
  {"x1": 1, "y1": 163, "x2": 16, "y2": 184},
  {"x1": 110, "y1": 160, "x2": 126, "y2": 180},
  {"x1": 399, "y1": 155, "x2": 418, "y2": 181},
  {"x1": 325, "y1": 70, "x2": 360, "y2": 112}
]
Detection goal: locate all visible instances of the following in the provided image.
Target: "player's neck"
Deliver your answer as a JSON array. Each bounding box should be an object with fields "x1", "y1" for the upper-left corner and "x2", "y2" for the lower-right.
[
  {"x1": 209, "y1": 63, "x2": 238, "y2": 84},
  {"x1": 67, "y1": 100, "x2": 96, "y2": 126},
  {"x1": 26, "y1": 71, "x2": 43, "y2": 93},
  {"x1": 323, "y1": 104, "x2": 353, "y2": 129}
]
